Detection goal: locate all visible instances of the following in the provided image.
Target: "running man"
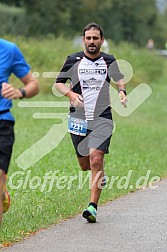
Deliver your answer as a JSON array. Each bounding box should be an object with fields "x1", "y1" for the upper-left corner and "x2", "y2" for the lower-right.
[
  {"x1": 55, "y1": 23, "x2": 127, "y2": 222},
  {"x1": 0, "y1": 38, "x2": 39, "y2": 224}
]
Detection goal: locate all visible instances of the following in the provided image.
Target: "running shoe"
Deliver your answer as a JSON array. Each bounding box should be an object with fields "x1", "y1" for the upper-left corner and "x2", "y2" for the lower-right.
[
  {"x1": 2, "y1": 175, "x2": 10, "y2": 213},
  {"x1": 82, "y1": 205, "x2": 97, "y2": 223}
]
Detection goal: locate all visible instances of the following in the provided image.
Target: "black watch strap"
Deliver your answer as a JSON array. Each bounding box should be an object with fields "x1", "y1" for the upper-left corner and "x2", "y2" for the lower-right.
[
  {"x1": 118, "y1": 89, "x2": 127, "y2": 95},
  {"x1": 19, "y1": 88, "x2": 26, "y2": 99}
]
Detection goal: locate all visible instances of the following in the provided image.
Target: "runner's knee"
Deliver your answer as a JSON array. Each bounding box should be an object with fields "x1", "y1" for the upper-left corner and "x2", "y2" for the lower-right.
[{"x1": 90, "y1": 153, "x2": 104, "y2": 171}]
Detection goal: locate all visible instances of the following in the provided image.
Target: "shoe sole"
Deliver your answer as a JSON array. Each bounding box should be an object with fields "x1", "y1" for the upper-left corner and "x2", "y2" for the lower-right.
[{"x1": 82, "y1": 210, "x2": 96, "y2": 223}]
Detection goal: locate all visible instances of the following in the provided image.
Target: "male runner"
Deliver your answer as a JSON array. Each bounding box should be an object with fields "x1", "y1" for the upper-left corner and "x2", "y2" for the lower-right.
[{"x1": 55, "y1": 23, "x2": 127, "y2": 222}]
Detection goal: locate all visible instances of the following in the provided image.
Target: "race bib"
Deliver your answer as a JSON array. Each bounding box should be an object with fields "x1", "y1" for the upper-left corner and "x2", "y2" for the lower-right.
[{"x1": 68, "y1": 116, "x2": 88, "y2": 136}]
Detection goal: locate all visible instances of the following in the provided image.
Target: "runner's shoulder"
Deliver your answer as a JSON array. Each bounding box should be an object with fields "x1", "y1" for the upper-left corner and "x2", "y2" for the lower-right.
[
  {"x1": 100, "y1": 52, "x2": 116, "y2": 63},
  {"x1": 67, "y1": 51, "x2": 84, "y2": 62}
]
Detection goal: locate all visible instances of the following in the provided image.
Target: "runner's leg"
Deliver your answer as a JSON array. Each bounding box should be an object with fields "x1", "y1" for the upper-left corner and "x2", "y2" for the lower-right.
[
  {"x1": 77, "y1": 156, "x2": 90, "y2": 171},
  {"x1": 89, "y1": 149, "x2": 104, "y2": 205}
]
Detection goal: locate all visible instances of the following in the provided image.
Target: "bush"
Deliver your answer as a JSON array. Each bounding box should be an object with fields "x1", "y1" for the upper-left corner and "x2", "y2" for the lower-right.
[
  {"x1": 0, "y1": 3, "x2": 27, "y2": 36},
  {"x1": 109, "y1": 41, "x2": 166, "y2": 87}
]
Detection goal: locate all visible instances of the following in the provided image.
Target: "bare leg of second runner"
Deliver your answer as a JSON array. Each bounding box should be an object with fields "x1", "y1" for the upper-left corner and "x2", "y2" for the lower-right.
[{"x1": 78, "y1": 149, "x2": 105, "y2": 222}]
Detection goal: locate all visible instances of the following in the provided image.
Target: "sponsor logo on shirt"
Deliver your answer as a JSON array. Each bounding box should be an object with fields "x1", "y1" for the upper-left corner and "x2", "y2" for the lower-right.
[
  {"x1": 79, "y1": 69, "x2": 106, "y2": 74},
  {"x1": 82, "y1": 78, "x2": 102, "y2": 91}
]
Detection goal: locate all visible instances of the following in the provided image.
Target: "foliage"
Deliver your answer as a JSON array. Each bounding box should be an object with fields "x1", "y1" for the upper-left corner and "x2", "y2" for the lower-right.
[
  {"x1": 0, "y1": 0, "x2": 23, "y2": 6},
  {"x1": 23, "y1": 0, "x2": 73, "y2": 37},
  {"x1": 0, "y1": 3, "x2": 26, "y2": 36},
  {"x1": 0, "y1": 0, "x2": 167, "y2": 47},
  {"x1": 105, "y1": 0, "x2": 158, "y2": 46},
  {"x1": 153, "y1": 9, "x2": 167, "y2": 48}
]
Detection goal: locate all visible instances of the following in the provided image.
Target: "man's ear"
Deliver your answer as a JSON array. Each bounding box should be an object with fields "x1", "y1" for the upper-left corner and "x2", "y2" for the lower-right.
[
  {"x1": 101, "y1": 37, "x2": 104, "y2": 45},
  {"x1": 82, "y1": 36, "x2": 85, "y2": 43}
]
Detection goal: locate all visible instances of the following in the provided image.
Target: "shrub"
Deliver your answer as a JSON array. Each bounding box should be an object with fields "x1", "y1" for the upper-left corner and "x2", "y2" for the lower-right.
[{"x1": 0, "y1": 3, "x2": 27, "y2": 36}]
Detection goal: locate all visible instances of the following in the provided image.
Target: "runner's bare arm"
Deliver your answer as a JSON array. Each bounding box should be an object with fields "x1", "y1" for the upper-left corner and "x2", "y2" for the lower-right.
[
  {"x1": 55, "y1": 82, "x2": 83, "y2": 107},
  {"x1": 1, "y1": 71, "x2": 39, "y2": 100}
]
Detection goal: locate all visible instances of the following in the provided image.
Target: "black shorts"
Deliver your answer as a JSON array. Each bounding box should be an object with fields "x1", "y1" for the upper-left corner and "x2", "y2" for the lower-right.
[
  {"x1": 70, "y1": 117, "x2": 113, "y2": 158},
  {"x1": 0, "y1": 120, "x2": 15, "y2": 174}
]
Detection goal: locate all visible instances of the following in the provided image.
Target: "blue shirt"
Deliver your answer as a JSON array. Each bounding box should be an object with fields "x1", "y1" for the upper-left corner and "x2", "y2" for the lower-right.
[{"x1": 0, "y1": 38, "x2": 30, "y2": 121}]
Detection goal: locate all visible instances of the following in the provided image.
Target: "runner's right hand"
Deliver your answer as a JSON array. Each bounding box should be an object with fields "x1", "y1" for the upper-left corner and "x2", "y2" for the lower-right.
[{"x1": 70, "y1": 94, "x2": 84, "y2": 107}]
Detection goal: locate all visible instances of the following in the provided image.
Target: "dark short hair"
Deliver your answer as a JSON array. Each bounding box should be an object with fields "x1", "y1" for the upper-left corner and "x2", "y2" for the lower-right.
[{"x1": 83, "y1": 23, "x2": 104, "y2": 38}]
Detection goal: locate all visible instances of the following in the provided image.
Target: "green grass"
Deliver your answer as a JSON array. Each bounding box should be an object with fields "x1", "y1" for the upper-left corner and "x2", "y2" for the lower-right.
[{"x1": 0, "y1": 38, "x2": 167, "y2": 246}]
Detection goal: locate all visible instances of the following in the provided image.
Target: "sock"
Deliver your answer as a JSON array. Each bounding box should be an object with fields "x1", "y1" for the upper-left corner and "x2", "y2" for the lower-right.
[{"x1": 89, "y1": 202, "x2": 97, "y2": 210}]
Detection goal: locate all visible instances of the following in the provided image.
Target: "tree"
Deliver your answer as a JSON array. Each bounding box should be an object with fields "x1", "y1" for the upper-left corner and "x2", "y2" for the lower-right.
[
  {"x1": 105, "y1": 0, "x2": 158, "y2": 46},
  {"x1": 0, "y1": 0, "x2": 23, "y2": 6},
  {"x1": 23, "y1": 0, "x2": 73, "y2": 36},
  {"x1": 22, "y1": 0, "x2": 113, "y2": 37},
  {"x1": 70, "y1": 0, "x2": 113, "y2": 36},
  {"x1": 1, "y1": 0, "x2": 166, "y2": 48}
]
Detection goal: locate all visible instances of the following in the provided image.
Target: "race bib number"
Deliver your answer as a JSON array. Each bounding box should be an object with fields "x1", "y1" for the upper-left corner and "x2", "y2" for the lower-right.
[{"x1": 68, "y1": 116, "x2": 87, "y2": 136}]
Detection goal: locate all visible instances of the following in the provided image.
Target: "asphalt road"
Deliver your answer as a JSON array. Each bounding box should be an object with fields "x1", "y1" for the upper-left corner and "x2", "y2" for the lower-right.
[{"x1": 2, "y1": 179, "x2": 167, "y2": 252}]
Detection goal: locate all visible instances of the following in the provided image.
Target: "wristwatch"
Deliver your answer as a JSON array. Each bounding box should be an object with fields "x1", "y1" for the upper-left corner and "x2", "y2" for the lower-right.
[
  {"x1": 19, "y1": 88, "x2": 26, "y2": 99},
  {"x1": 118, "y1": 89, "x2": 127, "y2": 95}
]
